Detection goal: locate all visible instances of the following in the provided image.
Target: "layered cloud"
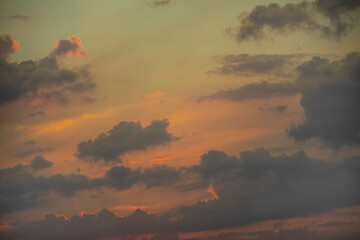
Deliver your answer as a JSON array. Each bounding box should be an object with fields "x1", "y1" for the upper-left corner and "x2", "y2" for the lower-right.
[
  {"x1": 235, "y1": 0, "x2": 360, "y2": 41},
  {"x1": 76, "y1": 119, "x2": 178, "y2": 164},
  {"x1": 1, "y1": 149, "x2": 358, "y2": 238},
  {"x1": 204, "y1": 52, "x2": 360, "y2": 149},
  {"x1": 211, "y1": 54, "x2": 300, "y2": 77},
  {"x1": 0, "y1": 34, "x2": 95, "y2": 105}
]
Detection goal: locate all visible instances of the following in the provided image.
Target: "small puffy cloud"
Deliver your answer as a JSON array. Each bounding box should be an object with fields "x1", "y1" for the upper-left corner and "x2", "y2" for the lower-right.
[
  {"x1": 30, "y1": 156, "x2": 54, "y2": 171},
  {"x1": 52, "y1": 35, "x2": 87, "y2": 58},
  {"x1": 0, "y1": 34, "x2": 20, "y2": 60},
  {"x1": 235, "y1": 0, "x2": 360, "y2": 41},
  {"x1": 76, "y1": 119, "x2": 178, "y2": 164}
]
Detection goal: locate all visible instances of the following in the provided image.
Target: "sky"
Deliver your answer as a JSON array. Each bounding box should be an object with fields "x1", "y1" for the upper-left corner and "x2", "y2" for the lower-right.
[{"x1": 0, "y1": 0, "x2": 359, "y2": 239}]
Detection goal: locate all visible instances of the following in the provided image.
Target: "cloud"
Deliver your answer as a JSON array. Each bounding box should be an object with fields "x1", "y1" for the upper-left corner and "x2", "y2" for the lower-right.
[
  {"x1": 0, "y1": 162, "x2": 185, "y2": 216},
  {"x1": 8, "y1": 14, "x2": 30, "y2": 21},
  {"x1": 0, "y1": 34, "x2": 19, "y2": 60},
  {"x1": 1, "y1": 149, "x2": 358, "y2": 237},
  {"x1": 30, "y1": 156, "x2": 54, "y2": 171},
  {"x1": 287, "y1": 52, "x2": 360, "y2": 149},
  {"x1": 203, "y1": 52, "x2": 360, "y2": 149},
  {"x1": 200, "y1": 81, "x2": 298, "y2": 102},
  {"x1": 235, "y1": 0, "x2": 360, "y2": 41},
  {"x1": 15, "y1": 141, "x2": 53, "y2": 158},
  {"x1": 52, "y1": 35, "x2": 87, "y2": 58},
  {"x1": 271, "y1": 104, "x2": 287, "y2": 113},
  {"x1": 80, "y1": 96, "x2": 97, "y2": 104},
  {"x1": 211, "y1": 54, "x2": 299, "y2": 76},
  {"x1": 76, "y1": 119, "x2": 178, "y2": 164},
  {"x1": 153, "y1": 0, "x2": 170, "y2": 7},
  {"x1": 27, "y1": 110, "x2": 46, "y2": 118},
  {"x1": 0, "y1": 34, "x2": 95, "y2": 105}
]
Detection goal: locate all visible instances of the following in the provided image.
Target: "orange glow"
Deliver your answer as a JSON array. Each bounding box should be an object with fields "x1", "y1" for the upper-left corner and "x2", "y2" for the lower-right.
[
  {"x1": 11, "y1": 39, "x2": 20, "y2": 52},
  {"x1": 150, "y1": 154, "x2": 184, "y2": 163},
  {"x1": 146, "y1": 91, "x2": 167, "y2": 98},
  {"x1": 0, "y1": 224, "x2": 12, "y2": 231},
  {"x1": 207, "y1": 184, "x2": 219, "y2": 201},
  {"x1": 41, "y1": 212, "x2": 68, "y2": 221},
  {"x1": 55, "y1": 35, "x2": 87, "y2": 58}
]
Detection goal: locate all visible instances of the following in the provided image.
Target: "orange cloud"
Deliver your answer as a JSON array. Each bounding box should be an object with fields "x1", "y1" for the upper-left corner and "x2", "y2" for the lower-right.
[
  {"x1": 53, "y1": 35, "x2": 87, "y2": 58},
  {"x1": 0, "y1": 34, "x2": 20, "y2": 60}
]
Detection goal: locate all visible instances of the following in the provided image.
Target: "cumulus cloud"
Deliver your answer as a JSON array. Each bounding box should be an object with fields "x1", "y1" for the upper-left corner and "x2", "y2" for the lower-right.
[
  {"x1": 0, "y1": 34, "x2": 95, "y2": 105},
  {"x1": 287, "y1": 52, "x2": 360, "y2": 149},
  {"x1": 1, "y1": 149, "x2": 358, "y2": 238},
  {"x1": 0, "y1": 34, "x2": 19, "y2": 60},
  {"x1": 30, "y1": 156, "x2": 54, "y2": 171},
  {"x1": 235, "y1": 0, "x2": 360, "y2": 41},
  {"x1": 76, "y1": 119, "x2": 178, "y2": 164}
]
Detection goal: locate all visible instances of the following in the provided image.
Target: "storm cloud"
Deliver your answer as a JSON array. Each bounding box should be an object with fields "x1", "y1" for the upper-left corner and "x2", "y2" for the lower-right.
[
  {"x1": 0, "y1": 34, "x2": 95, "y2": 105},
  {"x1": 235, "y1": 0, "x2": 360, "y2": 41},
  {"x1": 76, "y1": 119, "x2": 178, "y2": 164}
]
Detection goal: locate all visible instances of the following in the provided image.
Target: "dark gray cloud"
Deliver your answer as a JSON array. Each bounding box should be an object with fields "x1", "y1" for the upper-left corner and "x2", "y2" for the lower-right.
[
  {"x1": 153, "y1": 0, "x2": 170, "y2": 7},
  {"x1": 8, "y1": 14, "x2": 30, "y2": 21},
  {"x1": 288, "y1": 52, "x2": 360, "y2": 149},
  {"x1": 76, "y1": 119, "x2": 178, "y2": 164},
  {"x1": 271, "y1": 104, "x2": 287, "y2": 113},
  {"x1": 314, "y1": 0, "x2": 360, "y2": 37},
  {"x1": 204, "y1": 52, "x2": 360, "y2": 149},
  {"x1": 30, "y1": 156, "x2": 54, "y2": 171},
  {"x1": 211, "y1": 54, "x2": 299, "y2": 76},
  {"x1": 0, "y1": 34, "x2": 95, "y2": 105},
  {"x1": 0, "y1": 34, "x2": 19, "y2": 60},
  {"x1": 235, "y1": 0, "x2": 360, "y2": 41},
  {"x1": 0, "y1": 162, "x2": 184, "y2": 216},
  {"x1": 1, "y1": 149, "x2": 359, "y2": 238},
  {"x1": 15, "y1": 141, "x2": 53, "y2": 158},
  {"x1": 200, "y1": 81, "x2": 298, "y2": 102}
]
